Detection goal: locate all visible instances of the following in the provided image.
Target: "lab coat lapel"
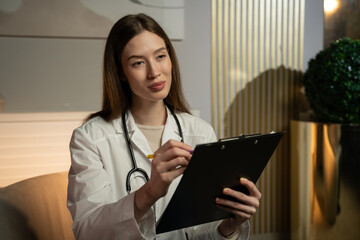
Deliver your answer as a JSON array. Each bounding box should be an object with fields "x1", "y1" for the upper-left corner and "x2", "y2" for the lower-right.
[
  {"x1": 161, "y1": 107, "x2": 183, "y2": 145},
  {"x1": 123, "y1": 111, "x2": 153, "y2": 158},
  {"x1": 116, "y1": 108, "x2": 183, "y2": 156}
]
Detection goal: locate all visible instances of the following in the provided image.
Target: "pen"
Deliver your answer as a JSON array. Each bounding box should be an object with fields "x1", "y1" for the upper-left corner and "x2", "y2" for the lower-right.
[{"x1": 147, "y1": 150, "x2": 194, "y2": 159}]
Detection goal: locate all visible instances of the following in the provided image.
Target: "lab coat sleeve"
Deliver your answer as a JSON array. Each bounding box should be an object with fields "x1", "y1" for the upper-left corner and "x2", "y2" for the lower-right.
[
  {"x1": 207, "y1": 125, "x2": 218, "y2": 142},
  {"x1": 67, "y1": 127, "x2": 155, "y2": 240},
  {"x1": 184, "y1": 220, "x2": 250, "y2": 240}
]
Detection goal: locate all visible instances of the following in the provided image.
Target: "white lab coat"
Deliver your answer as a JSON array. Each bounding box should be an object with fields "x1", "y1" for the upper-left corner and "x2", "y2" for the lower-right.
[{"x1": 67, "y1": 107, "x2": 250, "y2": 239}]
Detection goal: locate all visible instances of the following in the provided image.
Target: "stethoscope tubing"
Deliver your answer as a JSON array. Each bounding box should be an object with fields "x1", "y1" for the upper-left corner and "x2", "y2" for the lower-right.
[{"x1": 122, "y1": 108, "x2": 183, "y2": 194}]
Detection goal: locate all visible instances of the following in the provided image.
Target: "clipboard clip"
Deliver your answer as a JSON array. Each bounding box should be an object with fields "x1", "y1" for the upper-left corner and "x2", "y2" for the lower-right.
[
  {"x1": 219, "y1": 133, "x2": 262, "y2": 142},
  {"x1": 218, "y1": 135, "x2": 244, "y2": 142}
]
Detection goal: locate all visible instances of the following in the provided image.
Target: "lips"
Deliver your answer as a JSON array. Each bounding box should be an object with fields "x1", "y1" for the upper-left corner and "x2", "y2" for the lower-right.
[{"x1": 149, "y1": 81, "x2": 165, "y2": 91}]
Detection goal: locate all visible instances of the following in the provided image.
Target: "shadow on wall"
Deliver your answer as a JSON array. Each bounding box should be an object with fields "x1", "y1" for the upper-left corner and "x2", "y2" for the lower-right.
[
  {"x1": 224, "y1": 65, "x2": 306, "y2": 137},
  {"x1": 222, "y1": 65, "x2": 305, "y2": 234}
]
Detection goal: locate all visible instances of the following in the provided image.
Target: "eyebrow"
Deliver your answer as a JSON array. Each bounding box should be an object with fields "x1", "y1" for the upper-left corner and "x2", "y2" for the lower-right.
[{"x1": 127, "y1": 47, "x2": 167, "y2": 61}]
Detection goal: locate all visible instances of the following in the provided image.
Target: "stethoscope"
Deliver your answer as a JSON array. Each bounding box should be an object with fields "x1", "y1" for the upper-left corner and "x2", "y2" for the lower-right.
[{"x1": 122, "y1": 109, "x2": 184, "y2": 194}]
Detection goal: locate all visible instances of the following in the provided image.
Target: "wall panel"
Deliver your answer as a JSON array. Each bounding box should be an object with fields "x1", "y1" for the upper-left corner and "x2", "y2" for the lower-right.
[
  {"x1": 0, "y1": 112, "x2": 88, "y2": 187},
  {"x1": 211, "y1": 0, "x2": 305, "y2": 236}
]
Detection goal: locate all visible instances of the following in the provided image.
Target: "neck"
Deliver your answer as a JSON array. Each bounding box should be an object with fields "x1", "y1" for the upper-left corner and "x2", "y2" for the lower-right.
[{"x1": 130, "y1": 101, "x2": 167, "y2": 126}]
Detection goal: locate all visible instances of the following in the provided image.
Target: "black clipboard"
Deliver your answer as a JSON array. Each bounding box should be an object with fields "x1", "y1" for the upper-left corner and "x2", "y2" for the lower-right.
[{"x1": 156, "y1": 131, "x2": 285, "y2": 234}]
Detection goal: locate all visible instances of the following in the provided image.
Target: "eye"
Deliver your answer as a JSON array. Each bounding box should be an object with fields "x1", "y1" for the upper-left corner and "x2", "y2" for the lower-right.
[
  {"x1": 132, "y1": 61, "x2": 144, "y2": 67},
  {"x1": 157, "y1": 54, "x2": 167, "y2": 60}
]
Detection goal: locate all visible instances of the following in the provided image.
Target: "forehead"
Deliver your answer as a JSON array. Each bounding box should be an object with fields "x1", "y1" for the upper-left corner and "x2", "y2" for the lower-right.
[{"x1": 122, "y1": 31, "x2": 167, "y2": 57}]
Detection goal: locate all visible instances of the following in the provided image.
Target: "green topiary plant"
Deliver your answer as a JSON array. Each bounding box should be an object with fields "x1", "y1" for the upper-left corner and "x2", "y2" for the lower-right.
[{"x1": 303, "y1": 38, "x2": 360, "y2": 123}]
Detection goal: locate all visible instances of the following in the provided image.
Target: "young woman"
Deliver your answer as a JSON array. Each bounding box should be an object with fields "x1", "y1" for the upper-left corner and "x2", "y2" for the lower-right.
[{"x1": 67, "y1": 13, "x2": 261, "y2": 240}]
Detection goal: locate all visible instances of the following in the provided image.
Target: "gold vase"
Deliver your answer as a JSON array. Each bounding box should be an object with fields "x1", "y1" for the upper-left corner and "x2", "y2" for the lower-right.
[{"x1": 290, "y1": 120, "x2": 360, "y2": 240}]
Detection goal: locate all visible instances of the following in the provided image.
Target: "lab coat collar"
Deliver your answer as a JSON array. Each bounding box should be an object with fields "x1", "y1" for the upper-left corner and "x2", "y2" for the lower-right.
[
  {"x1": 113, "y1": 106, "x2": 184, "y2": 154},
  {"x1": 115, "y1": 110, "x2": 152, "y2": 157}
]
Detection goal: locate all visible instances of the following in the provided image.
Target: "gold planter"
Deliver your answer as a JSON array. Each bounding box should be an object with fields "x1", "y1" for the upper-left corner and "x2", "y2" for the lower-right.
[{"x1": 290, "y1": 120, "x2": 360, "y2": 240}]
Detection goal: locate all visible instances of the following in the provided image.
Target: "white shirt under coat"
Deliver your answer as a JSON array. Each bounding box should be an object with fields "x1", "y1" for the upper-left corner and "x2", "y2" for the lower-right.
[{"x1": 67, "y1": 107, "x2": 250, "y2": 239}]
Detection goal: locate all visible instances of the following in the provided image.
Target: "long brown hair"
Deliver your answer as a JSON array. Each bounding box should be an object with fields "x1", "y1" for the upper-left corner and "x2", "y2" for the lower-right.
[{"x1": 87, "y1": 13, "x2": 190, "y2": 122}]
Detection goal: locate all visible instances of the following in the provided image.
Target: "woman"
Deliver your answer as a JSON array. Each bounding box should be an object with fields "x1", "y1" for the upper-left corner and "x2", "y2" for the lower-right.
[{"x1": 67, "y1": 13, "x2": 261, "y2": 240}]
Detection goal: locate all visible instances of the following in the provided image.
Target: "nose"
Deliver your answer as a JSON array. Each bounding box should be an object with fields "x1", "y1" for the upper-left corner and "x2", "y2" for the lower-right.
[{"x1": 147, "y1": 61, "x2": 161, "y2": 79}]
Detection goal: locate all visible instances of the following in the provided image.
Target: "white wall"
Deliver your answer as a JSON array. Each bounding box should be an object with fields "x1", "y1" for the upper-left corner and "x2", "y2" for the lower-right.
[
  {"x1": 0, "y1": 0, "x2": 213, "y2": 122},
  {"x1": 0, "y1": 37, "x2": 104, "y2": 112},
  {"x1": 173, "y1": 0, "x2": 212, "y2": 122},
  {"x1": 303, "y1": 0, "x2": 324, "y2": 71}
]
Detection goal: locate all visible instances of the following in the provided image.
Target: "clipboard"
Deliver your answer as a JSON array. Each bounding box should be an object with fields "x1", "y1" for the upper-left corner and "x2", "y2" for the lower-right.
[{"x1": 156, "y1": 131, "x2": 285, "y2": 234}]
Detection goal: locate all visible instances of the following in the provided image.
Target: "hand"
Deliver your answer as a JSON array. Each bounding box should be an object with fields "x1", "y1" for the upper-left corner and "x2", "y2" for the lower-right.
[
  {"x1": 134, "y1": 139, "x2": 192, "y2": 221},
  {"x1": 146, "y1": 139, "x2": 193, "y2": 200},
  {"x1": 216, "y1": 178, "x2": 261, "y2": 237}
]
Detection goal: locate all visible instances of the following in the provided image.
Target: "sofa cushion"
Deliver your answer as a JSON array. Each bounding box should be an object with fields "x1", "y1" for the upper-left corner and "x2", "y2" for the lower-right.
[{"x1": 0, "y1": 171, "x2": 74, "y2": 240}]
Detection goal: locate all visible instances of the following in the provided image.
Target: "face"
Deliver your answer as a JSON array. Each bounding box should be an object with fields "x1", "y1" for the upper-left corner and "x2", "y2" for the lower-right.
[{"x1": 121, "y1": 30, "x2": 172, "y2": 107}]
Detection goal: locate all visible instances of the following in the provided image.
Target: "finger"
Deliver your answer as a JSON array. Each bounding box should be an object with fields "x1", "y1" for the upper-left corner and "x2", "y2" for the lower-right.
[
  {"x1": 158, "y1": 157, "x2": 189, "y2": 173},
  {"x1": 155, "y1": 146, "x2": 192, "y2": 163},
  {"x1": 158, "y1": 166, "x2": 186, "y2": 183},
  {"x1": 215, "y1": 204, "x2": 251, "y2": 221},
  {"x1": 221, "y1": 188, "x2": 260, "y2": 208},
  {"x1": 240, "y1": 178, "x2": 262, "y2": 199},
  {"x1": 215, "y1": 196, "x2": 257, "y2": 215},
  {"x1": 155, "y1": 139, "x2": 192, "y2": 156}
]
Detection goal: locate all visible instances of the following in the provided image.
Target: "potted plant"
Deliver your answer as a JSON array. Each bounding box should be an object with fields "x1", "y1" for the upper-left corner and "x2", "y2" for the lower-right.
[
  {"x1": 302, "y1": 38, "x2": 360, "y2": 123},
  {"x1": 290, "y1": 38, "x2": 360, "y2": 240}
]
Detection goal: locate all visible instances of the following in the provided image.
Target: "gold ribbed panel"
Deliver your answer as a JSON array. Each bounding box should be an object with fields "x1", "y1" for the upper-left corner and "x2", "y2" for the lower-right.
[{"x1": 211, "y1": 0, "x2": 305, "y2": 235}]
